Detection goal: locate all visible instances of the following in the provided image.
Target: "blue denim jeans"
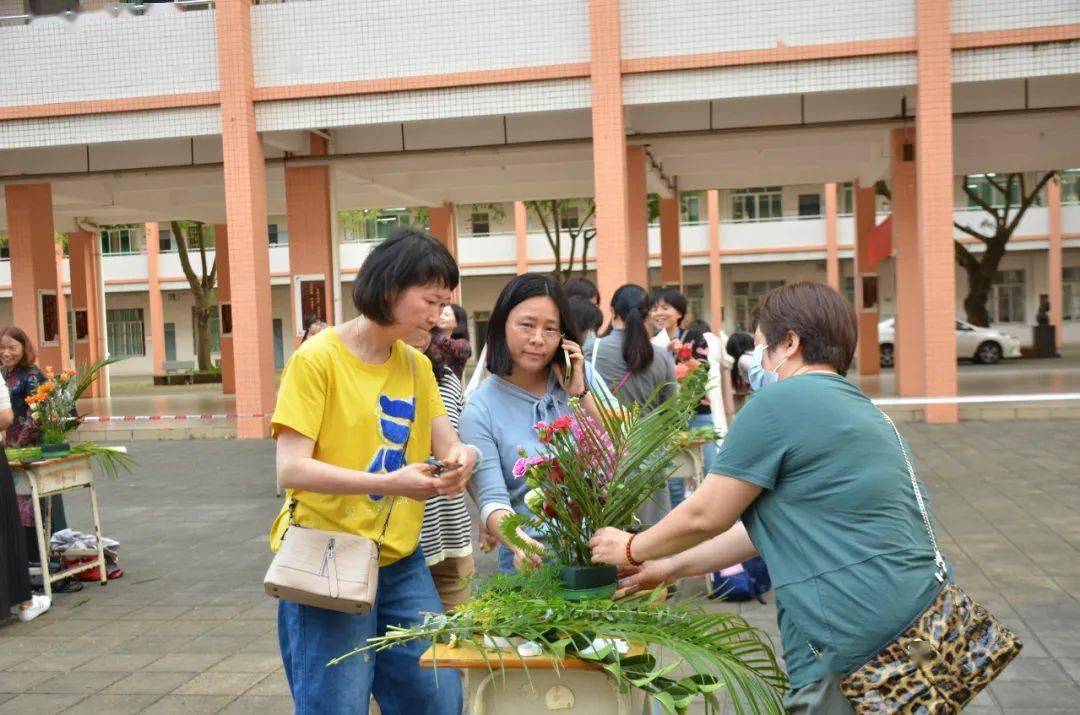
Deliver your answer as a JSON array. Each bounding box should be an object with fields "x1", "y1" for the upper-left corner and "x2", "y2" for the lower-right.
[{"x1": 278, "y1": 547, "x2": 462, "y2": 715}]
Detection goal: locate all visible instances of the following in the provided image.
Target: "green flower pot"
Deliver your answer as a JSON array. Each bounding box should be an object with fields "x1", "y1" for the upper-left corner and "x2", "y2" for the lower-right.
[
  {"x1": 558, "y1": 564, "x2": 618, "y2": 601},
  {"x1": 40, "y1": 442, "x2": 71, "y2": 460}
]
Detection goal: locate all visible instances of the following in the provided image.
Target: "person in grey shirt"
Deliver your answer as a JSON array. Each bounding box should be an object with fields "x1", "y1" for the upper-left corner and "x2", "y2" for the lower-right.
[{"x1": 593, "y1": 284, "x2": 676, "y2": 525}]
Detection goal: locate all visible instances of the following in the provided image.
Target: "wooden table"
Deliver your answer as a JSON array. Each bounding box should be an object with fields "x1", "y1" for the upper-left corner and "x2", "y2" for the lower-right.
[
  {"x1": 420, "y1": 641, "x2": 651, "y2": 715},
  {"x1": 11, "y1": 453, "x2": 108, "y2": 599}
]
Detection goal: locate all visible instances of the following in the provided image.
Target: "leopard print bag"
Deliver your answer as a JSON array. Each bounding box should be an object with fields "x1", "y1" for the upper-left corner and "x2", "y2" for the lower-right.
[{"x1": 837, "y1": 413, "x2": 1022, "y2": 713}]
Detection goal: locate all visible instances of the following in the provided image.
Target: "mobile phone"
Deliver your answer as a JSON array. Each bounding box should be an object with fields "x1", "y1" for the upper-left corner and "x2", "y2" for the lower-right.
[
  {"x1": 424, "y1": 458, "x2": 445, "y2": 476},
  {"x1": 561, "y1": 347, "x2": 574, "y2": 389}
]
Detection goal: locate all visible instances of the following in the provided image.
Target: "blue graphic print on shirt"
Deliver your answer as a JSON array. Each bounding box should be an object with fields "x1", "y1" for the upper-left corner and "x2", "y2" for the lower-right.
[{"x1": 367, "y1": 394, "x2": 415, "y2": 500}]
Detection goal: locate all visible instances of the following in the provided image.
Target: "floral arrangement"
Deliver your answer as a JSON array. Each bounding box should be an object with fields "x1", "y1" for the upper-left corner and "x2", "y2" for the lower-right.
[
  {"x1": 335, "y1": 565, "x2": 787, "y2": 714},
  {"x1": 501, "y1": 365, "x2": 711, "y2": 569}
]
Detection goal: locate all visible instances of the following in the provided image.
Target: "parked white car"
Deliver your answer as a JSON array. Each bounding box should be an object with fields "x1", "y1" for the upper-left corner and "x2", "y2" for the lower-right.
[{"x1": 878, "y1": 317, "x2": 1022, "y2": 367}]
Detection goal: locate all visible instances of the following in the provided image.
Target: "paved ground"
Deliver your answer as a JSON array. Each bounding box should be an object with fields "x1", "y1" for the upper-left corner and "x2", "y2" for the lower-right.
[{"x1": 2, "y1": 421, "x2": 1079, "y2": 713}]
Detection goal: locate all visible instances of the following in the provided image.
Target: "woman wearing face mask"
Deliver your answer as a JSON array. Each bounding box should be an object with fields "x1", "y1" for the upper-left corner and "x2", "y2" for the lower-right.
[
  {"x1": 459, "y1": 273, "x2": 616, "y2": 573},
  {"x1": 590, "y1": 282, "x2": 948, "y2": 709}
]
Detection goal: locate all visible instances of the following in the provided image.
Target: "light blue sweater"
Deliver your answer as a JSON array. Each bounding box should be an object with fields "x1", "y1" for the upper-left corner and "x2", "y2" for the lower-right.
[{"x1": 459, "y1": 365, "x2": 615, "y2": 528}]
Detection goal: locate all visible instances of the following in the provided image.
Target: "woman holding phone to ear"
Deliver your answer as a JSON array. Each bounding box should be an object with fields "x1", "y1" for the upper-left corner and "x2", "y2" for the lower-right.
[{"x1": 459, "y1": 273, "x2": 616, "y2": 573}]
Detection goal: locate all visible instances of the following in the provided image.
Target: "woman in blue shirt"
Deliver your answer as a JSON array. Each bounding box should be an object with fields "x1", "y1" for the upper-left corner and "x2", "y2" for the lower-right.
[
  {"x1": 460, "y1": 273, "x2": 615, "y2": 573},
  {"x1": 590, "y1": 282, "x2": 946, "y2": 705}
]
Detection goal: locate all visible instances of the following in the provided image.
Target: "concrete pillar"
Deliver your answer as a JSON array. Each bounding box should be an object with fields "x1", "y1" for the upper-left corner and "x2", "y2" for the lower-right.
[
  {"x1": 626, "y1": 146, "x2": 649, "y2": 288},
  {"x1": 67, "y1": 230, "x2": 105, "y2": 397},
  {"x1": 4, "y1": 184, "x2": 67, "y2": 371},
  {"x1": 514, "y1": 201, "x2": 529, "y2": 275},
  {"x1": 285, "y1": 134, "x2": 335, "y2": 343},
  {"x1": 659, "y1": 194, "x2": 682, "y2": 288},
  {"x1": 428, "y1": 203, "x2": 459, "y2": 301},
  {"x1": 144, "y1": 222, "x2": 166, "y2": 377},
  {"x1": 707, "y1": 189, "x2": 723, "y2": 329},
  {"x1": 1048, "y1": 175, "x2": 1064, "y2": 349},
  {"x1": 215, "y1": 0, "x2": 276, "y2": 439},
  {"x1": 853, "y1": 182, "x2": 881, "y2": 376},
  {"x1": 589, "y1": 0, "x2": 631, "y2": 308},
  {"x1": 215, "y1": 224, "x2": 235, "y2": 395},
  {"x1": 824, "y1": 182, "x2": 840, "y2": 291},
  {"x1": 890, "y1": 127, "x2": 923, "y2": 398},
  {"x1": 53, "y1": 245, "x2": 71, "y2": 372},
  {"x1": 915, "y1": 0, "x2": 958, "y2": 423}
]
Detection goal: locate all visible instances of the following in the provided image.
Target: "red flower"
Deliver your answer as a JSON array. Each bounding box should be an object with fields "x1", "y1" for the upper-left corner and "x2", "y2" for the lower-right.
[
  {"x1": 677, "y1": 345, "x2": 693, "y2": 362},
  {"x1": 551, "y1": 415, "x2": 573, "y2": 433}
]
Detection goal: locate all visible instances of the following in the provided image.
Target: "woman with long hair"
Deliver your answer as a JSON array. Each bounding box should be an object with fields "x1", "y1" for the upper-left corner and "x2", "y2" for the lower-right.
[
  {"x1": 592, "y1": 284, "x2": 676, "y2": 524},
  {"x1": 725, "y1": 331, "x2": 756, "y2": 412},
  {"x1": 271, "y1": 228, "x2": 477, "y2": 713},
  {"x1": 568, "y1": 294, "x2": 604, "y2": 369},
  {"x1": 435, "y1": 304, "x2": 471, "y2": 381},
  {"x1": 459, "y1": 273, "x2": 615, "y2": 573}
]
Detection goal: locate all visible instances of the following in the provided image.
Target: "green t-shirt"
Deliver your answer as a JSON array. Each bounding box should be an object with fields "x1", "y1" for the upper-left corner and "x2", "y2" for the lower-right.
[{"x1": 713, "y1": 373, "x2": 945, "y2": 690}]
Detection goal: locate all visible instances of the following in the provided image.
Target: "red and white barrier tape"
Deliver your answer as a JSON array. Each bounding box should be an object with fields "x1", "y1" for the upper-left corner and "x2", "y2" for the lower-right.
[{"x1": 76, "y1": 392, "x2": 1080, "y2": 423}]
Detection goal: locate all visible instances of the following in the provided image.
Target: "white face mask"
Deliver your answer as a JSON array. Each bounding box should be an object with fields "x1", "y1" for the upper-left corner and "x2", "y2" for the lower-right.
[{"x1": 747, "y1": 344, "x2": 788, "y2": 392}]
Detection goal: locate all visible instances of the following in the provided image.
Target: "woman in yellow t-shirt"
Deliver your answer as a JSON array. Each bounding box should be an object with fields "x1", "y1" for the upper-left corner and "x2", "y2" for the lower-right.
[{"x1": 272, "y1": 228, "x2": 478, "y2": 715}]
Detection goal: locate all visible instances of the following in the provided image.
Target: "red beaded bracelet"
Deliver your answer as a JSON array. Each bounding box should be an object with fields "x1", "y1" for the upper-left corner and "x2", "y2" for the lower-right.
[{"x1": 626, "y1": 533, "x2": 643, "y2": 567}]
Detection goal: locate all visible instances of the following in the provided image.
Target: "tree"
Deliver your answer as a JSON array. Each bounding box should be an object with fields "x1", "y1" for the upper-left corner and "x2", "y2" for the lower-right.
[
  {"x1": 953, "y1": 172, "x2": 1057, "y2": 326},
  {"x1": 169, "y1": 220, "x2": 217, "y2": 371},
  {"x1": 526, "y1": 199, "x2": 596, "y2": 283}
]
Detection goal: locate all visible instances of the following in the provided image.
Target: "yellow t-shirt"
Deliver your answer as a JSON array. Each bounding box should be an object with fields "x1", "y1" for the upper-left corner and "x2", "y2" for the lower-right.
[{"x1": 269, "y1": 329, "x2": 446, "y2": 565}]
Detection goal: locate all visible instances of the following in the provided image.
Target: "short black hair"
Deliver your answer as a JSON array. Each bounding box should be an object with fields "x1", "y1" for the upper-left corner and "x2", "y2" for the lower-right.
[
  {"x1": 563, "y1": 276, "x2": 600, "y2": 305},
  {"x1": 449, "y1": 304, "x2": 469, "y2": 341},
  {"x1": 351, "y1": 227, "x2": 459, "y2": 326},
  {"x1": 652, "y1": 287, "x2": 688, "y2": 323},
  {"x1": 485, "y1": 273, "x2": 580, "y2": 377},
  {"x1": 753, "y1": 282, "x2": 858, "y2": 376},
  {"x1": 568, "y1": 295, "x2": 604, "y2": 336}
]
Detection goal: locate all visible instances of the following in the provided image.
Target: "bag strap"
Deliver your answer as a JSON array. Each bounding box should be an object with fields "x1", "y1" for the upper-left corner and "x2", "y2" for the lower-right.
[
  {"x1": 879, "y1": 410, "x2": 948, "y2": 583},
  {"x1": 288, "y1": 345, "x2": 419, "y2": 552},
  {"x1": 614, "y1": 370, "x2": 632, "y2": 393}
]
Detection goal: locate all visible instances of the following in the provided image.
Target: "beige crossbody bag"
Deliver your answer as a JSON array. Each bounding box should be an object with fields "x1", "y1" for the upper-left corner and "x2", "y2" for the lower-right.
[{"x1": 263, "y1": 350, "x2": 417, "y2": 615}]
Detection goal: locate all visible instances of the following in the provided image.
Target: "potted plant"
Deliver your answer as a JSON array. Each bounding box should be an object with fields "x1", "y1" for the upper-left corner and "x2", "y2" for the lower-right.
[{"x1": 501, "y1": 366, "x2": 712, "y2": 599}]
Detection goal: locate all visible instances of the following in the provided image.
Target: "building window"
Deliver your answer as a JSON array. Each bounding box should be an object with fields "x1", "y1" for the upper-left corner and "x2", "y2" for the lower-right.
[
  {"x1": 158, "y1": 228, "x2": 173, "y2": 252},
  {"x1": 106, "y1": 308, "x2": 145, "y2": 357},
  {"x1": 101, "y1": 228, "x2": 134, "y2": 255},
  {"x1": 268, "y1": 224, "x2": 288, "y2": 245},
  {"x1": 685, "y1": 284, "x2": 704, "y2": 323},
  {"x1": 732, "y1": 281, "x2": 783, "y2": 331},
  {"x1": 470, "y1": 212, "x2": 490, "y2": 236},
  {"x1": 559, "y1": 207, "x2": 580, "y2": 231},
  {"x1": 965, "y1": 174, "x2": 1022, "y2": 208},
  {"x1": 682, "y1": 194, "x2": 702, "y2": 223},
  {"x1": 842, "y1": 182, "x2": 854, "y2": 214},
  {"x1": 191, "y1": 306, "x2": 221, "y2": 355},
  {"x1": 473, "y1": 311, "x2": 491, "y2": 355},
  {"x1": 732, "y1": 187, "x2": 782, "y2": 221},
  {"x1": 1062, "y1": 169, "x2": 1080, "y2": 205},
  {"x1": 798, "y1": 194, "x2": 821, "y2": 217},
  {"x1": 1064, "y1": 267, "x2": 1080, "y2": 321},
  {"x1": 992, "y1": 270, "x2": 1025, "y2": 323},
  {"x1": 844, "y1": 276, "x2": 855, "y2": 306}
]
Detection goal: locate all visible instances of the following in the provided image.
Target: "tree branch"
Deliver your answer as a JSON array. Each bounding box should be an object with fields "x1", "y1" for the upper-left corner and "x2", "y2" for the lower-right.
[
  {"x1": 960, "y1": 175, "x2": 1002, "y2": 223},
  {"x1": 171, "y1": 221, "x2": 204, "y2": 300},
  {"x1": 954, "y1": 239, "x2": 980, "y2": 275},
  {"x1": 1005, "y1": 170, "x2": 1056, "y2": 236},
  {"x1": 953, "y1": 220, "x2": 993, "y2": 244}
]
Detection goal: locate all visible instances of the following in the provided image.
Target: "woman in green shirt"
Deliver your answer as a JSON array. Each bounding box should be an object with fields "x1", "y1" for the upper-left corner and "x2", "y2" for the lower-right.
[{"x1": 590, "y1": 282, "x2": 946, "y2": 705}]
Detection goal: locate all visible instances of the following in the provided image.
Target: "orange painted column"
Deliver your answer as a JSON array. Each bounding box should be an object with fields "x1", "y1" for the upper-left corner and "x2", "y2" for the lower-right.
[
  {"x1": 589, "y1": 0, "x2": 631, "y2": 308},
  {"x1": 4, "y1": 184, "x2": 67, "y2": 371},
  {"x1": 144, "y1": 223, "x2": 166, "y2": 376},
  {"x1": 285, "y1": 134, "x2": 335, "y2": 343},
  {"x1": 53, "y1": 245, "x2": 71, "y2": 372},
  {"x1": 215, "y1": 0, "x2": 276, "y2": 439},
  {"x1": 428, "y1": 203, "x2": 460, "y2": 301},
  {"x1": 659, "y1": 195, "x2": 683, "y2": 288},
  {"x1": 915, "y1": 0, "x2": 958, "y2": 423},
  {"x1": 853, "y1": 182, "x2": 880, "y2": 376},
  {"x1": 1047, "y1": 175, "x2": 1064, "y2": 349},
  {"x1": 823, "y1": 182, "x2": 840, "y2": 291},
  {"x1": 514, "y1": 201, "x2": 529, "y2": 275},
  {"x1": 215, "y1": 225, "x2": 236, "y2": 395},
  {"x1": 67, "y1": 230, "x2": 104, "y2": 396},
  {"x1": 626, "y1": 146, "x2": 649, "y2": 288},
  {"x1": 707, "y1": 189, "x2": 723, "y2": 329},
  {"x1": 890, "y1": 128, "x2": 922, "y2": 398}
]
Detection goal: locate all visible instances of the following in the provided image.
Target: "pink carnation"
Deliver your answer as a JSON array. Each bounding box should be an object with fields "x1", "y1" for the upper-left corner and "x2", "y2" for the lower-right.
[{"x1": 512, "y1": 457, "x2": 529, "y2": 479}]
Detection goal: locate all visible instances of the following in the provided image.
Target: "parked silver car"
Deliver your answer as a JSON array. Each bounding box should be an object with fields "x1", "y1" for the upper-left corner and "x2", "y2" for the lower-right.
[{"x1": 877, "y1": 317, "x2": 1022, "y2": 367}]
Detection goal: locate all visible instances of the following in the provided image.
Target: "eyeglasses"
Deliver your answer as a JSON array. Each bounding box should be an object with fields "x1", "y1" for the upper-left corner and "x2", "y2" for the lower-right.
[{"x1": 511, "y1": 322, "x2": 563, "y2": 342}]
